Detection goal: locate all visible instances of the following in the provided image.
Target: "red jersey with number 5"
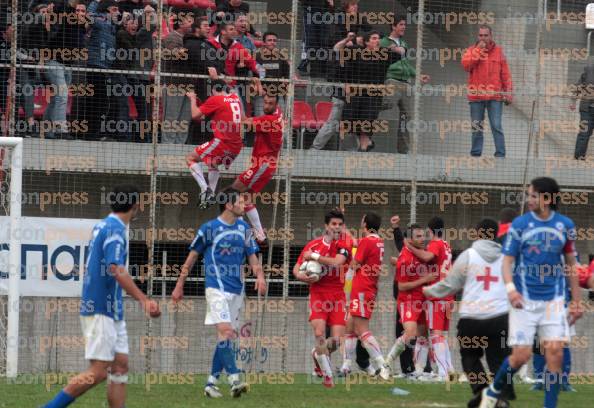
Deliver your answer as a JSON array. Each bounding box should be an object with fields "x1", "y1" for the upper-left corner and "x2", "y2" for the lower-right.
[
  {"x1": 352, "y1": 234, "x2": 384, "y2": 293},
  {"x1": 198, "y1": 94, "x2": 243, "y2": 151},
  {"x1": 297, "y1": 237, "x2": 351, "y2": 294},
  {"x1": 426, "y1": 239, "x2": 454, "y2": 301}
]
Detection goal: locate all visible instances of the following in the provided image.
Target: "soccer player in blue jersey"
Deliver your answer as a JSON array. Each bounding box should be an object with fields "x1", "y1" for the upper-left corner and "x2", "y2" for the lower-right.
[
  {"x1": 480, "y1": 177, "x2": 584, "y2": 408},
  {"x1": 42, "y1": 185, "x2": 161, "y2": 408},
  {"x1": 172, "y1": 189, "x2": 267, "y2": 398}
]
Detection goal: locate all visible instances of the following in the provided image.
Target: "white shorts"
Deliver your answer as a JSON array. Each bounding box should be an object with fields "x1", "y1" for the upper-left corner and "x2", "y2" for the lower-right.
[
  {"x1": 205, "y1": 287, "x2": 243, "y2": 330},
  {"x1": 508, "y1": 297, "x2": 570, "y2": 346},
  {"x1": 80, "y1": 314, "x2": 129, "y2": 361}
]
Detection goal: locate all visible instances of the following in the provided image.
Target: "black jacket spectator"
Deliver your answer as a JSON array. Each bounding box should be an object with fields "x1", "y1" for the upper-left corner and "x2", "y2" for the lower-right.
[
  {"x1": 341, "y1": 44, "x2": 400, "y2": 122},
  {"x1": 183, "y1": 32, "x2": 218, "y2": 101}
]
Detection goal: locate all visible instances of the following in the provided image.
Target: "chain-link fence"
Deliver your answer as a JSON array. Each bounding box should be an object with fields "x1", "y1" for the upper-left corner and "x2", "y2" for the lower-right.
[{"x1": 0, "y1": 0, "x2": 593, "y2": 377}]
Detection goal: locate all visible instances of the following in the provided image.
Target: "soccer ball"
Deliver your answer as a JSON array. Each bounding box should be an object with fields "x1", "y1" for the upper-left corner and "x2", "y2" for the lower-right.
[{"x1": 299, "y1": 260, "x2": 323, "y2": 281}]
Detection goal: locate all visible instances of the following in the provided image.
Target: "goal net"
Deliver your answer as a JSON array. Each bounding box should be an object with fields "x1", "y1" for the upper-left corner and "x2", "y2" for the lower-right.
[{"x1": 0, "y1": 137, "x2": 23, "y2": 378}]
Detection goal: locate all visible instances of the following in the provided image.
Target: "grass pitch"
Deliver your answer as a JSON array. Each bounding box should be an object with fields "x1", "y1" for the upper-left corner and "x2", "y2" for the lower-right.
[{"x1": 1, "y1": 374, "x2": 591, "y2": 407}]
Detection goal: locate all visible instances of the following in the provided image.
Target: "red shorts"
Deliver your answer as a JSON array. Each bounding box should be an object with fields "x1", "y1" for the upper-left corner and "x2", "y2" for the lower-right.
[
  {"x1": 578, "y1": 264, "x2": 593, "y2": 289},
  {"x1": 425, "y1": 299, "x2": 453, "y2": 331},
  {"x1": 397, "y1": 298, "x2": 427, "y2": 325},
  {"x1": 349, "y1": 287, "x2": 377, "y2": 319},
  {"x1": 309, "y1": 290, "x2": 346, "y2": 326},
  {"x1": 194, "y1": 138, "x2": 241, "y2": 169},
  {"x1": 237, "y1": 160, "x2": 276, "y2": 193}
]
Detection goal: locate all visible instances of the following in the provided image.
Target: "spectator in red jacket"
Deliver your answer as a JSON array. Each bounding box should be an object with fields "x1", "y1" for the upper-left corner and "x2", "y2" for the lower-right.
[{"x1": 462, "y1": 26, "x2": 512, "y2": 158}]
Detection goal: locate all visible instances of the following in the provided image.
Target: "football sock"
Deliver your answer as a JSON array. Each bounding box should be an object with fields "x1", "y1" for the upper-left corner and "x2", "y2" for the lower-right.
[
  {"x1": 342, "y1": 333, "x2": 357, "y2": 367},
  {"x1": 315, "y1": 352, "x2": 333, "y2": 377},
  {"x1": 414, "y1": 336, "x2": 429, "y2": 374},
  {"x1": 207, "y1": 168, "x2": 220, "y2": 192},
  {"x1": 189, "y1": 162, "x2": 208, "y2": 193},
  {"x1": 488, "y1": 357, "x2": 518, "y2": 397},
  {"x1": 561, "y1": 347, "x2": 571, "y2": 386},
  {"x1": 217, "y1": 340, "x2": 239, "y2": 375},
  {"x1": 533, "y1": 352, "x2": 546, "y2": 382},
  {"x1": 430, "y1": 334, "x2": 449, "y2": 377},
  {"x1": 43, "y1": 389, "x2": 75, "y2": 408},
  {"x1": 360, "y1": 331, "x2": 385, "y2": 366},
  {"x1": 208, "y1": 344, "x2": 224, "y2": 384},
  {"x1": 387, "y1": 336, "x2": 407, "y2": 364},
  {"x1": 544, "y1": 370, "x2": 561, "y2": 408}
]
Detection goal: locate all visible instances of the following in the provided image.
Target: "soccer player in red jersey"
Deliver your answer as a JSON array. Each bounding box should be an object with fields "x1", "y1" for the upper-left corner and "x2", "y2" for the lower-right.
[
  {"x1": 186, "y1": 79, "x2": 243, "y2": 208},
  {"x1": 385, "y1": 224, "x2": 438, "y2": 374},
  {"x1": 228, "y1": 93, "x2": 283, "y2": 243},
  {"x1": 340, "y1": 213, "x2": 390, "y2": 380},
  {"x1": 292, "y1": 209, "x2": 352, "y2": 388},
  {"x1": 404, "y1": 217, "x2": 455, "y2": 379}
]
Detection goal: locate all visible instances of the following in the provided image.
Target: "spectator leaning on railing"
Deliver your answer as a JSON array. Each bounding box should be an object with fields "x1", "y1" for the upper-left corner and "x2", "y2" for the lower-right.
[
  {"x1": 379, "y1": 16, "x2": 430, "y2": 155},
  {"x1": 461, "y1": 25, "x2": 512, "y2": 158},
  {"x1": 570, "y1": 63, "x2": 594, "y2": 160},
  {"x1": 161, "y1": 12, "x2": 194, "y2": 144}
]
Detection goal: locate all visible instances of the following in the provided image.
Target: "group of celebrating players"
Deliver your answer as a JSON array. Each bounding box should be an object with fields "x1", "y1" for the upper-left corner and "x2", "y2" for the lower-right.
[{"x1": 40, "y1": 75, "x2": 594, "y2": 408}]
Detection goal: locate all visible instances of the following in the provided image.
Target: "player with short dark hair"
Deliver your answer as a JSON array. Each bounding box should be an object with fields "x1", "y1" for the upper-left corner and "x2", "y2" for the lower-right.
[
  {"x1": 172, "y1": 189, "x2": 266, "y2": 399},
  {"x1": 340, "y1": 213, "x2": 390, "y2": 379},
  {"x1": 228, "y1": 93, "x2": 284, "y2": 244},
  {"x1": 42, "y1": 184, "x2": 161, "y2": 408},
  {"x1": 292, "y1": 209, "x2": 352, "y2": 388},
  {"x1": 403, "y1": 216, "x2": 455, "y2": 380},
  {"x1": 186, "y1": 80, "x2": 244, "y2": 208},
  {"x1": 480, "y1": 177, "x2": 584, "y2": 408},
  {"x1": 385, "y1": 223, "x2": 437, "y2": 375}
]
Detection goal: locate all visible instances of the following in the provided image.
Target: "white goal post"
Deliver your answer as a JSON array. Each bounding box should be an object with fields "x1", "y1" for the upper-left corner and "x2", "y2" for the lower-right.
[{"x1": 0, "y1": 137, "x2": 23, "y2": 378}]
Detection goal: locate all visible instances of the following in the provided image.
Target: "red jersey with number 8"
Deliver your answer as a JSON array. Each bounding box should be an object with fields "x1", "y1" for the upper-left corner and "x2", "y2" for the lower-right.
[{"x1": 198, "y1": 94, "x2": 243, "y2": 151}]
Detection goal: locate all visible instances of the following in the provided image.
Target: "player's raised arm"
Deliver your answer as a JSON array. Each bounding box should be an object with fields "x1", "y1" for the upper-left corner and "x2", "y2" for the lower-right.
[{"x1": 186, "y1": 91, "x2": 205, "y2": 121}]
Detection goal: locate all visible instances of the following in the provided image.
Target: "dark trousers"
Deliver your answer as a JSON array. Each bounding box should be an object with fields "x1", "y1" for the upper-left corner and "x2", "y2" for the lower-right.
[
  {"x1": 575, "y1": 108, "x2": 594, "y2": 159},
  {"x1": 85, "y1": 70, "x2": 114, "y2": 139},
  {"x1": 457, "y1": 314, "x2": 515, "y2": 405}
]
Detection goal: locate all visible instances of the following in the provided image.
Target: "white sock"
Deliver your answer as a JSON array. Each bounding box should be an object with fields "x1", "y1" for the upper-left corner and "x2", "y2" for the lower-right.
[
  {"x1": 207, "y1": 375, "x2": 218, "y2": 385},
  {"x1": 414, "y1": 336, "x2": 429, "y2": 374},
  {"x1": 228, "y1": 373, "x2": 240, "y2": 384},
  {"x1": 208, "y1": 168, "x2": 220, "y2": 192},
  {"x1": 444, "y1": 336, "x2": 454, "y2": 374},
  {"x1": 387, "y1": 336, "x2": 406, "y2": 364},
  {"x1": 246, "y1": 206, "x2": 265, "y2": 240},
  {"x1": 315, "y1": 352, "x2": 333, "y2": 377},
  {"x1": 431, "y1": 334, "x2": 449, "y2": 377},
  {"x1": 342, "y1": 334, "x2": 357, "y2": 370},
  {"x1": 360, "y1": 331, "x2": 385, "y2": 367},
  {"x1": 189, "y1": 162, "x2": 208, "y2": 193}
]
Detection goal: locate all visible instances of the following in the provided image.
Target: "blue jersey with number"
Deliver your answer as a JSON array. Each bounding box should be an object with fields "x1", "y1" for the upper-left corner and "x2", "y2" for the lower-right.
[
  {"x1": 189, "y1": 217, "x2": 259, "y2": 295},
  {"x1": 80, "y1": 214, "x2": 128, "y2": 321},
  {"x1": 502, "y1": 211, "x2": 576, "y2": 301}
]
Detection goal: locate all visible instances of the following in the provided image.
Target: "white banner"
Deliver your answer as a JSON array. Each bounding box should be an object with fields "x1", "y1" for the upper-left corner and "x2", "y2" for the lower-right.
[{"x1": 0, "y1": 216, "x2": 101, "y2": 297}]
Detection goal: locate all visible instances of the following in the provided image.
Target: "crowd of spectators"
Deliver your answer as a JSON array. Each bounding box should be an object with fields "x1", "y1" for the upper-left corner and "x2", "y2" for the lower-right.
[{"x1": 2, "y1": 0, "x2": 588, "y2": 159}]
